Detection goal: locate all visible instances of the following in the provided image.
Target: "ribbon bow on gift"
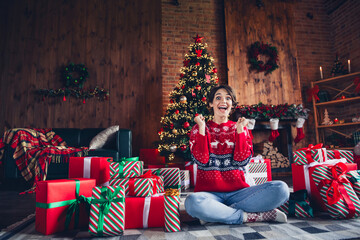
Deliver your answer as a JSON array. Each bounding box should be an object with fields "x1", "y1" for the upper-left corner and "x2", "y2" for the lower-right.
[
  {"x1": 307, "y1": 85, "x2": 320, "y2": 102},
  {"x1": 128, "y1": 171, "x2": 164, "y2": 196},
  {"x1": 318, "y1": 162, "x2": 356, "y2": 218},
  {"x1": 91, "y1": 187, "x2": 124, "y2": 236},
  {"x1": 65, "y1": 183, "x2": 91, "y2": 230},
  {"x1": 297, "y1": 143, "x2": 324, "y2": 164},
  {"x1": 35, "y1": 179, "x2": 92, "y2": 231},
  {"x1": 288, "y1": 190, "x2": 313, "y2": 217}
]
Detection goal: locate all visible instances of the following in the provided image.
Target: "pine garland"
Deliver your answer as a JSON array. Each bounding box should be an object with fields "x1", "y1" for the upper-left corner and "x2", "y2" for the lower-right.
[{"x1": 234, "y1": 103, "x2": 309, "y2": 120}]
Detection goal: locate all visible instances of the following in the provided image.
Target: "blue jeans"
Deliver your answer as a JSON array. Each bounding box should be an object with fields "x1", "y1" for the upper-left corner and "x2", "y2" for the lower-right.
[{"x1": 185, "y1": 181, "x2": 289, "y2": 224}]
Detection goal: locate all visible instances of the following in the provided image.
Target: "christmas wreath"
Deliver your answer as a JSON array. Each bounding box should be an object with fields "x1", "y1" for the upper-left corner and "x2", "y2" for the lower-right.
[
  {"x1": 63, "y1": 63, "x2": 89, "y2": 89},
  {"x1": 248, "y1": 41, "x2": 279, "y2": 75}
]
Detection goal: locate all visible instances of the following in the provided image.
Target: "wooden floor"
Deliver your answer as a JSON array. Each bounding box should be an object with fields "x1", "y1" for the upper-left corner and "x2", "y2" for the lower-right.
[{"x1": 0, "y1": 179, "x2": 36, "y2": 230}]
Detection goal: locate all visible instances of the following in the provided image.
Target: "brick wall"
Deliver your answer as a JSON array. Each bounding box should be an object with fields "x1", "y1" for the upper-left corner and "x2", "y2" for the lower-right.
[
  {"x1": 161, "y1": 0, "x2": 360, "y2": 145},
  {"x1": 327, "y1": 0, "x2": 360, "y2": 72},
  {"x1": 161, "y1": 0, "x2": 227, "y2": 113}
]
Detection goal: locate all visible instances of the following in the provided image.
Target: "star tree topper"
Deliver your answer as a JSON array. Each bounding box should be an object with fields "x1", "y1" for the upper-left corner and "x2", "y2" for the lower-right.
[{"x1": 193, "y1": 34, "x2": 203, "y2": 43}]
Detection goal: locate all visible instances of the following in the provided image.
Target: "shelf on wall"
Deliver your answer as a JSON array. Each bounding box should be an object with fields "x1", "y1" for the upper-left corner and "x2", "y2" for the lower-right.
[
  {"x1": 317, "y1": 122, "x2": 360, "y2": 128},
  {"x1": 313, "y1": 71, "x2": 360, "y2": 84},
  {"x1": 315, "y1": 96, "x2": 360, "y2": 106}
]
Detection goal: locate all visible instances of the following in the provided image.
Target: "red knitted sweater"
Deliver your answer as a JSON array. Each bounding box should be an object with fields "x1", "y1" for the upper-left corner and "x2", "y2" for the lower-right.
[{"x1": 190, "y1": 120, "x2": 253, "y2": 192}]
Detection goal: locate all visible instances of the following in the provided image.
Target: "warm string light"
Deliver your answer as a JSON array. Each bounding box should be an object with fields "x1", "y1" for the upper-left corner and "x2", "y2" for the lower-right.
[{"x1": 158, "y1": 35, "x2": 218, "y2": 161}]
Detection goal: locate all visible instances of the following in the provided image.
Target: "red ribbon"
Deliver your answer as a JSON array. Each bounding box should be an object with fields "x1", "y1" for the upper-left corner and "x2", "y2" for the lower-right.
[
  {"x1": 128, "y1": 171, "x2": 162, "y2": 196},
  {"x1": 307, "y1": 85, "x2": 320, "y2": 102},
  {"x1": 332, "y1": 150, "x2": 341, "y2": 159},
  {"x1": 297, "y1": 143, "x2": 323, "y2": 164},
  {"x1": 318, "y1": 162, "x2": 355, "y2": 218},
  {"x1": 354, "y1": 77, "x2": 360, "y2": 93}
]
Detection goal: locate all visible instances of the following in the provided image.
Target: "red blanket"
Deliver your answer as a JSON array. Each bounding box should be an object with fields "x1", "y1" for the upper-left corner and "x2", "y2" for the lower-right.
[{"x1": 0, "y1": 128, "x2": 88, "y2": 188}]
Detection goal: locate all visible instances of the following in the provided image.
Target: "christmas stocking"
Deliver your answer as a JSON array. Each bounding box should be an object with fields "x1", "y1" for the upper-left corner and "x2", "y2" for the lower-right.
[
  {"x1": 247, "y1": 119, "x2": 256, "y2": 139},
  {"x1": 268, "y1": 118, "x2": 279, "y2": 142},
  {"x1": 294, "y1": 118, "x2": 306, "y2": 143}
]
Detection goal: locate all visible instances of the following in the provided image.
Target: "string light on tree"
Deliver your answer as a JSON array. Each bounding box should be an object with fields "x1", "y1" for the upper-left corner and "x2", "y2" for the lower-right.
[{"x1": 158, "y1": 34, "x2": 218, "y2": 161}]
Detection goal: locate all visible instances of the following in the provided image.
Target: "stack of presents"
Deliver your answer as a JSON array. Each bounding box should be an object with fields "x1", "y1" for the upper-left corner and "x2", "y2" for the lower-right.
[
  {"x1": 34, "y1": 145, "x2": 360, "y2": 236},
  {"x1": 35, "y1": 151, "x2": 187, "y2": 236},
  {"x1": 287, "y1": 144, "x2": 360, "y2": 219},
  {"x1": 34, "y1": 148, "x2": 274, "y2": 236}
]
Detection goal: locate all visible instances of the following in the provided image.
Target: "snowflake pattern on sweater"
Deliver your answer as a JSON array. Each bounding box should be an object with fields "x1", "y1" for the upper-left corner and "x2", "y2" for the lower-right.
[{"x1": 190, "y1": 120, "x2": 253, "y2": 192}]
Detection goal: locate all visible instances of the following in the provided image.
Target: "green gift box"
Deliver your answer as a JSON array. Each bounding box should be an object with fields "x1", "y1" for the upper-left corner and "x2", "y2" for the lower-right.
[{"x1": 278, "y1": 190, "x2": 313, "y2": 218}]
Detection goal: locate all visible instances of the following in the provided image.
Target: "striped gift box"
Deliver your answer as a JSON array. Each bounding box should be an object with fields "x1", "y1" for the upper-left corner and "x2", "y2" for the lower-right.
[
  {"x1": 110, "y1": 158, "x2": 143, "y2": 178},
  {"x1": 312, "y1": 163, "x2": 360, "y2": 219},
  {"x1": 278, "y1": 190, "x2": 313, "y2": 218},
  {"x1": 89, "y1": 185, "x2": 125, "y2": 236},
  {"x1": 109, "y1": 176, "x2": 164, "y2": 197},
  {"x1": 346, "y1": 170, "x2": 360, "y2": 199},
  {"x1": 180, "y1": 170, "x2": 190, "y2": 191},
  {"x1": 144, "y1": 168, "x2": 181, "y2": 191},
  {"x1": 327, "y1": 149, "x2": 354, "y2": 163},
  {"x1": 293, "y1": 145, "x2": 327, "y2": 165},
  {"x1": 164, "y1": 194, "x2": 181, "y2": 232},
  {"x1": 245, "y1": 158, "x2": 272, "y2": 186}
]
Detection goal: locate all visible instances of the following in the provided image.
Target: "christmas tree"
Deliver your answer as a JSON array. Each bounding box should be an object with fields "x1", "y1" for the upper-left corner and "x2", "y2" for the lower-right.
[
  {"x1": 158, "y1": 35, "x2": 218, "y2": 161},
  {"x1": 331, "y1": 54, "x2": 348, "y2": 76}
]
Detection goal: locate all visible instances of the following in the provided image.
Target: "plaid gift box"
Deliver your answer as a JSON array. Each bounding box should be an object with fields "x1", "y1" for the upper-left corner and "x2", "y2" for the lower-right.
[
  {"x1": 312, "y1": 162, "x2": 360, "y2": 219},
  {"x1": 278, "y1": 190, "x2": 313, "y2": 218},
  {"x1": 292, "y1": 159, "x2": 357, "y2": 211},
  {"x1": 109, "y1": 172, "x2": 164, "y2": 197},
  {"x1": 88, "y1": 185, "x2": 125, "y2": 236},
  {"x1": 109, "y1": 157, "x2": 143, "y2": 178},
  {"x1": 144, "y1": 168, "x2": 181, "y2": 191},
  {"x1": 293, "y1": 144, "x2": 327, "y2": 165},
  {"x1": 327, "y1": 149, "x2": 354, "y2": 163},
  {"x1": 36, "y1": 178, "x2": 96, "y2": 235},
  {"x1": 69, "y1": 157, "x2": 111, "y2": 186},
  {"x1": 245, "y1": 157, "x2": 272, "y2": 186},
  {"x1": 180, "y1": 170, "x2": 190, "y2": 191},
  {"x1": 346, "y1": 170, "x2": 360, "y2": 199},
  {"x1": 125, "y1": 195, "x2": 165, "y2": 229}
]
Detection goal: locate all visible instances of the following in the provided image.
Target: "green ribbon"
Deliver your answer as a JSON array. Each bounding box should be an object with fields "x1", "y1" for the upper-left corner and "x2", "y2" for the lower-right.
[
  {"x1": 111, "y1": 157, "x2": 139, "y2": 178},
  {"x1": 288, "y1": 190, "x2": 313, "y2": 217},
  {"x1": 35, "y1": 179, "x2": 91, "y2": 230},
  {"x1": 91, "y1": 187, "x2": 124, "y2": 236}
]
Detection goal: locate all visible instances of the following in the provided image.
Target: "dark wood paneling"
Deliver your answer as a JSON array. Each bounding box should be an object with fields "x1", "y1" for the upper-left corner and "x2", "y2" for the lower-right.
[
  {"x1": 0, "y1": 0, "x2": 162, "y2": 156},
  {"x1": 224, "y1": 0, "x2": 302, "y2": 105}
]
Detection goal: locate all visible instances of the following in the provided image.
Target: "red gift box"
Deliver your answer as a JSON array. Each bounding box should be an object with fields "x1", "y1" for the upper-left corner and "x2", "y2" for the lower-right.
[
  {"x1": 292, "y1": 160, "x2": 357, "y2": 211},
  {"x1": 140, "y1": 149, "x2": 165, "y2": 165},
  {"x1": 68, "y1": 157, "x2": 110, "y2": 186},
  {"x1": 185, "y1": 161, "x2": 197, "y2": 188},
  {"x1": 36, "y1": 178, "x2": 96, "y2": 235},
  {"x1": 125, "y1": 195, "x2": 165, "y2": 229}
]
